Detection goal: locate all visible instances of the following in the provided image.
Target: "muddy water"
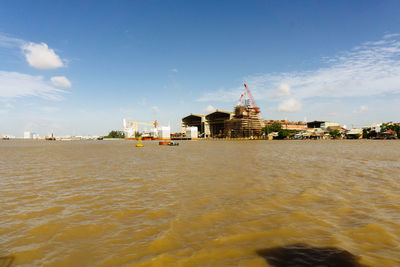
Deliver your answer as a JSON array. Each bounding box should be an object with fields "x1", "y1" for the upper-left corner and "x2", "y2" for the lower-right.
[{"x1": 0, "y1": 140, "x2": 399, "y2": 266}]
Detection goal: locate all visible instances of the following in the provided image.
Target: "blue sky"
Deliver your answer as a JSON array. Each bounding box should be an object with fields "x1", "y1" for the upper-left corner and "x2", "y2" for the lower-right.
[{"x1": 1, "y1": 0, "x2": 400, "y2": 136}]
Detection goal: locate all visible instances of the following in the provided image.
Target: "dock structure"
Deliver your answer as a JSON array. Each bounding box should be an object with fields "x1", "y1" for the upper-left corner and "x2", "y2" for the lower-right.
[{"x1": 224, "y1": 105, "x2": 265, "y2": 138}]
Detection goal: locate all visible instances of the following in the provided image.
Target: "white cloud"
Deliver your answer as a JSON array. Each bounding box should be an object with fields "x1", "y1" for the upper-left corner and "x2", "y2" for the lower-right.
[
  {"x1": 383, "y1": 33, "x2": 400, "y2": 39},
  {"x1": 275, "y1": 83, "x2": 291, "y2": 97},
  {"x1": 277, "y1": 98, "x2": 302, "y2": 112},
  {"x1": 247, "y1": 35, "x2": 400, "y2": 100},
  {"x1": 0, "y1": 71, "x2": 65, "y2": 100},
  {"x1": 205, "y1": 105, "x2": 216, "y2": 113},
  {"x1": 198, "y1": 34, "x2": 400, "y2": 104},
  {"x1": 0, "y1": 34, "x2": 24, "y2": 47},
  {"x1": 353, "y1": 105, "x2": 369, "y2": 114},
  {"x1": 51, "y1": 76, "x2": 71, "y2": 88},
  {"x1": 171, "y1": 68, "x2": 178, "y2": 73},
  {"x1": 21, "y1": 42, "x2": 64, "y2": 69}
]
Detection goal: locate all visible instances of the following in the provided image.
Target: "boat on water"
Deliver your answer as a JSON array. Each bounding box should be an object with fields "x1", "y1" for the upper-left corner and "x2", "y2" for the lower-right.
[
  {"x1": 168, "y1": 142, "x2": 179, "y2": 146},
  {"x1": 159, "y1": 141, "x2": 179, "y2": 146}
]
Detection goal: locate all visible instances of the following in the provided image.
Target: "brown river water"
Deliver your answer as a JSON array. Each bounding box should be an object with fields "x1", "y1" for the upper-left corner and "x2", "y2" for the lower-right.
[{"x1": 0, "y1": 140, "x2": 399, "y2": 266}]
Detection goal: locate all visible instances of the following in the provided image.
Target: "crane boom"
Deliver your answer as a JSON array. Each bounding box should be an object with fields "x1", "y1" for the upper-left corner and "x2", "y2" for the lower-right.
[
  {"x1": 237, "y1": 93, "x2": 244, "y2": 106},
  {"x1": 243, "y1": 83, "x2": 260, "y2": 113},
  {"x1": 244, "y1": 83, "x2": 256, "y2": 108}
]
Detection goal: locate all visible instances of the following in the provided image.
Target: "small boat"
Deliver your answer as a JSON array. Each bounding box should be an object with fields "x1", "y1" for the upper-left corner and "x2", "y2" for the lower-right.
[{"x1": 159, "y1": 141, "x2": 179, "y2": 146}]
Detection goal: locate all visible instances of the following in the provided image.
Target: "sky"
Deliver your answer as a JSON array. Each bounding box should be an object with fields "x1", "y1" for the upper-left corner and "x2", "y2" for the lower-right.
[{"x1": 1, "y1": 0, "x2": 400, "y2": 136}]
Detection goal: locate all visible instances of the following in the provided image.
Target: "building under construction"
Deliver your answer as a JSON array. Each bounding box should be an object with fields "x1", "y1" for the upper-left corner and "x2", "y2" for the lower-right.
[
  {"x1": 182, "y1": 83, "x2": 265, "y2": 138},
  {"x1": 223, "y1": 83, "x2": 265, "y2": 138},
  {"x1": 224, "y1": 105, "x2": 264, "y2": 138}
]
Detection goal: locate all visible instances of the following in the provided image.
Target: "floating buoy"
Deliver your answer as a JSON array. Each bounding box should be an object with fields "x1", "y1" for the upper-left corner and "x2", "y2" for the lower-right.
[{"x1": 136, "y1": 137, "x2": 144, "y2": 147}]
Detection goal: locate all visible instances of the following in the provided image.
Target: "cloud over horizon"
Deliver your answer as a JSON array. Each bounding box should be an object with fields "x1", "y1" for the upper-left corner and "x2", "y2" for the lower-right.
[
  {"x1": 0, "y1": 71, "x2": 66, "y2": 100},
  {"x1": 277, "y1": 98, "x2": 302, "y2": 112},
  {"x1": 353, "y1": 105, "x2": 369, "y2": 114},
  {"x1": 275, "y1": 83, "x2": 291, "y2": 97},
  {"x1": 198, "y1": 34, "x2": 400, "y2": 113},
  {"x1": 205, "y1": 105, "x2": 216, "y2": 113}
]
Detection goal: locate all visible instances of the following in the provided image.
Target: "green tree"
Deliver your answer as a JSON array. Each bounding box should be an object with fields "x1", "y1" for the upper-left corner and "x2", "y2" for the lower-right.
[
  {"x1": 277, "y1": 129, "x2": 289, "y2": 139},
  {"x1": 329, "y1": 129, "x2": 341, "y2": 139},
  {"x1": 263, "y1": 122, "x2": 282, "y2": 134},
  {"x1": 275, "y1": 129, "x2": 297, "y2": 139},
  {"x1": 381, "y1": 122, "x2": 400, "y2": 137},
  {"x1": 362, "y1": 128, "x2": 377, "y2": 139},
  {"x1": 362, "y1": 128, "x2": 368, "y2": 139},
  {"x1": 106, "y1": 130, "x2": 125, "y2": 138}
]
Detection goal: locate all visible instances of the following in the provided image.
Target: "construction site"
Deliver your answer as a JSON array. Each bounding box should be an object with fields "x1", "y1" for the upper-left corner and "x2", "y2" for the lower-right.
[
  {"x1": 182, "y1": 83, "x2": 265, "y2": 138},
  {"x1": 122, "y1": 83, "x2": 265, "y2": 140}
]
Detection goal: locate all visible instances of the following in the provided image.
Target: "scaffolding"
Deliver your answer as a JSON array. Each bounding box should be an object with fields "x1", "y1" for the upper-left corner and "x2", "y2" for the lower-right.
[{"x1": 224, "y1": 105, "x2": 265, "y2": 138}]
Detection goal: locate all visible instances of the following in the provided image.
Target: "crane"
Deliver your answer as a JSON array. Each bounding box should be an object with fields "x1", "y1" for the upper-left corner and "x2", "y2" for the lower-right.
[
  {"x1": 123, "y1": 119, "x2": 158, "y2": 138},
  {"x1": 237, "y1": 83, "x2": 260, "y2": 113},
  {"x1": 237, "y1": 93, "x2": 245, "y2": 106}
]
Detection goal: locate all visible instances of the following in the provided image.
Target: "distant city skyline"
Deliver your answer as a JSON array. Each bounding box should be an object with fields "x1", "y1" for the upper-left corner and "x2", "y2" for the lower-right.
[{"x1": 1, "y1": 0, "x2": 400, "y2": 137}]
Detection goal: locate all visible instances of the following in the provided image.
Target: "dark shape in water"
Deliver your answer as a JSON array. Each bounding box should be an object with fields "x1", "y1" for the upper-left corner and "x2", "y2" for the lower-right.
[{"x1": 256, "y1": 243, "x2": 366, "y2": 267}]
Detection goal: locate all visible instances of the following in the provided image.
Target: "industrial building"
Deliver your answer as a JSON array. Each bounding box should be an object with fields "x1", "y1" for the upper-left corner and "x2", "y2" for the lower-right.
[
  {"x1": 264, "y1": 120, "x2": 307, "y2": 131},
  {"x1": 181, "y1": 110, "x2": 234, "y2": 138},
  {"x1": 206, "y1": 110, "x2": 233, "y2": 137},
  {"x1": 307, "y1": 121, "x2": 339, "y2": 129},
  {"x1": 181, "y1": 114, "x2": 209, "y2": 137}
]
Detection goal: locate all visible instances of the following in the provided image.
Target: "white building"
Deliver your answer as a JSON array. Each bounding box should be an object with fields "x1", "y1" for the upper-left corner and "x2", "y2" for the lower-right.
[
  {"x1": 157, "y1": 126, "x2": 171, "y2": 140},
  {"x1": 24, "y1": 131, "x2": 32, "y2": 139},
  {"x1": 321, "y1": 122, "x2": 340, "y2": 129},
  {"x1": 186, "y1": 126, "x2": 198, "y2": 139}
]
